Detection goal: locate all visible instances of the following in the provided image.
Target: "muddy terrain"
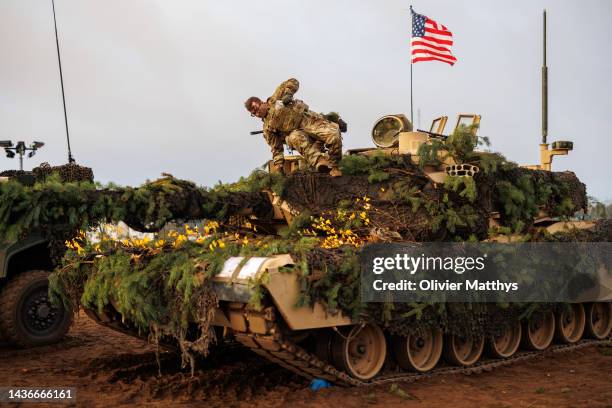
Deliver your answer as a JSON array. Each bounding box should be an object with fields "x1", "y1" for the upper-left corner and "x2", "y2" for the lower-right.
[{"x1": 0, "y1": 313, "x2": 610, "y2": 407}]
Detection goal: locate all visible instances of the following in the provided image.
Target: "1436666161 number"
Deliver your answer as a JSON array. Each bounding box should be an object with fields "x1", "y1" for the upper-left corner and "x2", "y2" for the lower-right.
[{"x1": 4, "y1": 388, "x2": 74, "y2": 401}]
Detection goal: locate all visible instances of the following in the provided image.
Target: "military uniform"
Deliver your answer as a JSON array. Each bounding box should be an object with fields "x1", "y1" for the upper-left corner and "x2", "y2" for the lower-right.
[{"x1": 261, "y1": 78, "x2": 342, "y2": 169}]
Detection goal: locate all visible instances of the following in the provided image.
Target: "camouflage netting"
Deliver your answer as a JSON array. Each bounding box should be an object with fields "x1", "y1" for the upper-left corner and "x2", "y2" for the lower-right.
[
  {"x1": 0, "y1": 174, "x2": 272, "y2": 246},
  {"x1": 534, "y1": 219, "x2": 612, "y2": 242},
  {"x1": 0, "y1": 170, "x2": 33, "y2": 178},
  {"x1": 1, "y1": 162, "x2": 94, "y2": 184},
  {"x1": 0, "y1": 170, "x2": 36, "y2": 186},
  {"x1": 32, "y1": 162, "x2": 94, "y2": 183},
  {"x1": 282, "y1": 164, "x2": 586, "y2": 240},
  {"x1": 0, "y1": 129, "x2": 600, "y2": 369},
  {"x1": 0, "y1": 145, "x2": 587, "y2": 247}
]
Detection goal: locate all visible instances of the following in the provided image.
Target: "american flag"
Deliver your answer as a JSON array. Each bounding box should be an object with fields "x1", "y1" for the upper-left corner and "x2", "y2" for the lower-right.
[{"x1": 411, "y1": 9, "x2": 456, "y2": 65}]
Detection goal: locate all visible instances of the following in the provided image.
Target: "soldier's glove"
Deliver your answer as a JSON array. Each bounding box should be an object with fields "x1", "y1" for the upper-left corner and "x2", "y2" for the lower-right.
[
  {"x1": 338, "y1": 118, "x2": 348, "y2": 133},
  {"x1": 274, "y1": 100, "x2": 285, "y2": 110},
  {"x1": 281, "y1": 95, "x2": 293, "y2": 104}
]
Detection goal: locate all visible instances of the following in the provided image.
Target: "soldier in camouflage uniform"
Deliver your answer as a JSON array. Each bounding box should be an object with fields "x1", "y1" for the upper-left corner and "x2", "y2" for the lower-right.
[{"x1": 245, "y1": 78, "x2": 343, "y2": 177}]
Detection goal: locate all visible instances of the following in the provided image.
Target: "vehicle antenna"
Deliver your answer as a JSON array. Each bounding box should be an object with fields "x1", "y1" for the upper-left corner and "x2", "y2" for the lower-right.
[
  {"x1": 542, "y1": 9, "x2": 548, "y2": 145},
  {"x1": 51, "y1": 0, "x2": 75, "y2": 163}
]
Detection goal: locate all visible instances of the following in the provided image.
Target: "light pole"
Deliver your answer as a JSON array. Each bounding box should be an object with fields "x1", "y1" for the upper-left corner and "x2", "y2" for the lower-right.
[{"x1": 1, "y1": 141, "x2": 45, "y2": 171}]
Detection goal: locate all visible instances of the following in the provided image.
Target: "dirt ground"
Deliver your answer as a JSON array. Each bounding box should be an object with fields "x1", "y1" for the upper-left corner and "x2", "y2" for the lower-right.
[{"x1": 0, "y1": 312, "x2": 611, "y2": 408}]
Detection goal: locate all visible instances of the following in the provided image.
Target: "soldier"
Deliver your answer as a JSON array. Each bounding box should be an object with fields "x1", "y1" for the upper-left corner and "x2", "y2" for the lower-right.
[{"x1": 245, "y1": 78, "x2": 343, "y2": 177}]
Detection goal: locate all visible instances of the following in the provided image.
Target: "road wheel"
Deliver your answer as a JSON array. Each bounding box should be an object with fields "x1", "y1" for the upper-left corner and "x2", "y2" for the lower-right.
[
  {"x1": 444, "y1": 333, "x2": 484, "y2": 366},
  {"x1": 555, "y1": 304, "x2": 585, "y2": 344},
  {"x1": 331, "y1": 323, "x2": 386, "y2": 380},
  {"x1": 392, "y1": 328, "x2": 443, "y2": 372},
  {"x1": 522, "y1": 311, "x2": 555, "y2": 351},
  {"x1": 0, "y1": 270, "x2": 72, "y2": 347},
  {"x1": 585, "y1": 303, "x2": 612, "y2": 340},
  {"x1": 487, "y1": 321, "x2": 522, "y2": 358}
]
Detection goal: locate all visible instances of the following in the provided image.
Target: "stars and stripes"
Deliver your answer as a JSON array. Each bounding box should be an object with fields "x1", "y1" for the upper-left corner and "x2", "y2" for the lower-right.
[{"x1": 411, "y1": 9, "x2": 456, "y2": 65}]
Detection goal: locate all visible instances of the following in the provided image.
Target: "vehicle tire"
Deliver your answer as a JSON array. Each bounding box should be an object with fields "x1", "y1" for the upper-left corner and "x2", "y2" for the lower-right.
[{"x1": 0, "y1": 270, "x2": 72, "y2": 347}]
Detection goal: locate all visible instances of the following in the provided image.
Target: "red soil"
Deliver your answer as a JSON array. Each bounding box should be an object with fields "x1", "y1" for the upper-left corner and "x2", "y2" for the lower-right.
[{"x1": 0, "y1": 312, "x2": 610, "y2": 407}]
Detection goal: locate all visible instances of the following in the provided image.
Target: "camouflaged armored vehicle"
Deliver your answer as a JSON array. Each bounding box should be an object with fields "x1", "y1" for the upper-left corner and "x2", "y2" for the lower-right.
[{"x1": 81, "y1": 113, "x2": 611, "y2": 385}]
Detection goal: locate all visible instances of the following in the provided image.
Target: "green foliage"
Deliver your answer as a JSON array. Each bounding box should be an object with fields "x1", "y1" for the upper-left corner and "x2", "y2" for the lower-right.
[
  {"x1": 496, "y1": 176, "x2": 538, "y2": 232},
  {"x1": 417, "y1": 124, "x2": 485, "y2": 168},
  {"x1": 555, "y1": 197, "x2": 575, "y2": 216},
  {"x1": 279, "y1": 211, "x2": 313, "y2": 238},
  {"x1": 247, "y1": 271, "x2": 270, "y2": 311},
  {"x1": 0, "y1": 175, "x2": 267, "y2": 247},
  {"x1": 0, "y1": 177, "x2": 98, "y2": 243},
  {"x1": 473, "y1": 152, "x2": 512, "y2": 175},
  {"x1": 225, "y1": 169, "x2": 286, "y2": 196},
  {"x1": 338, "y1": 154, "x2": 370, "y2": 175},
  {"x1": 54, "y1": 242, "x2": 222, "y2": 333},
  {"x1": 296, "y1": 245, "x2": 363, "y2": 319},
  {"x1": 416, "y1": 139, "x2": 445, "y2": 168},
  {"x1": 444, "y1": 176, "x2": 477, "y2": 202},
  {"x1": 445, "y1": 125, "x2": 479, "y2": 162},
  {"x1": 339, "y1": 152, "x2": 406, "y2": 184},
  {"x1": 390, "y1": 181, "x2": 422, "y2": 212},
  {"x1": 427, "y1": 201, "x2": 479, "y2": 235},
  {"x1": 49, "y1": 233, "x2": 364, "y2": 342},
  {"x1": 367, "y1": 169, "x2": 390, "y2": 183}
]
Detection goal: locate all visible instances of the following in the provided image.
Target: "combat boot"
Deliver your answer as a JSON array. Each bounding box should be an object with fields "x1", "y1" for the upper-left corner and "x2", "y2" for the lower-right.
[
  {"x1": 329, "y1": 167, "x2": 342, "y2": 177},
  {"x1": 315, "y1": 157, "x2": 331, "y2": 173}
]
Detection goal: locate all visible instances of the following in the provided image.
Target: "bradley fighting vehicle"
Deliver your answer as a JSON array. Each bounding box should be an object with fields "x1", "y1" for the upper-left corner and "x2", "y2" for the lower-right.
[{"x1": 86, "y1": 113, "x2": 612, "y2": 385}]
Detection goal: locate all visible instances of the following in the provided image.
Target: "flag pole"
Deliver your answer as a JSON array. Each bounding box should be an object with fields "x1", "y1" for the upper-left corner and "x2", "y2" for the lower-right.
[
  {"x1": 410, "y1": 60, "x2": 414, "y2": 125},
  {"x1": 410, "y1": 5, "x2": 414, "y2": 125}
]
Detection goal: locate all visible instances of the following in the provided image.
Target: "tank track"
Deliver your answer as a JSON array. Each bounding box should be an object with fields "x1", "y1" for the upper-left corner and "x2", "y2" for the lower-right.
[{"x1": 231, "y1": 306, "x2": 612, "y2": 387}]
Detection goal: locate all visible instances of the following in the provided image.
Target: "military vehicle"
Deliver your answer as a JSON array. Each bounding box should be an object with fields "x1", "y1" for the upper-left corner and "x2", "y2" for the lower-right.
[
  {"x1": 0, "y1": 173, "x2": 74, "y2": 347},
  {"x1": 83, "y1": 113, "x2": 612, "y2": 385},
  {"x1": 0, "y1": 234, "x2": 72, "y2": 347}
]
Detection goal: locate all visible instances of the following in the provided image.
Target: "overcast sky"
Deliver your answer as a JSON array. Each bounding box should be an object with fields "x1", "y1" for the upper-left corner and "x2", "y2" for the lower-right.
[{"x1": 1, "y1": 0, "x2": 610, "y2": 199}]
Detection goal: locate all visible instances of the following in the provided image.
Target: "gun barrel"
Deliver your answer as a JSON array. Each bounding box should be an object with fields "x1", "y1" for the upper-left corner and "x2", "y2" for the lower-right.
[
  {"x1": 250, "y1": 130, "x2": 264, "y2": 135},
  {"x1": 417, "y1": 129, "x2": 448, "y2": 139}
]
